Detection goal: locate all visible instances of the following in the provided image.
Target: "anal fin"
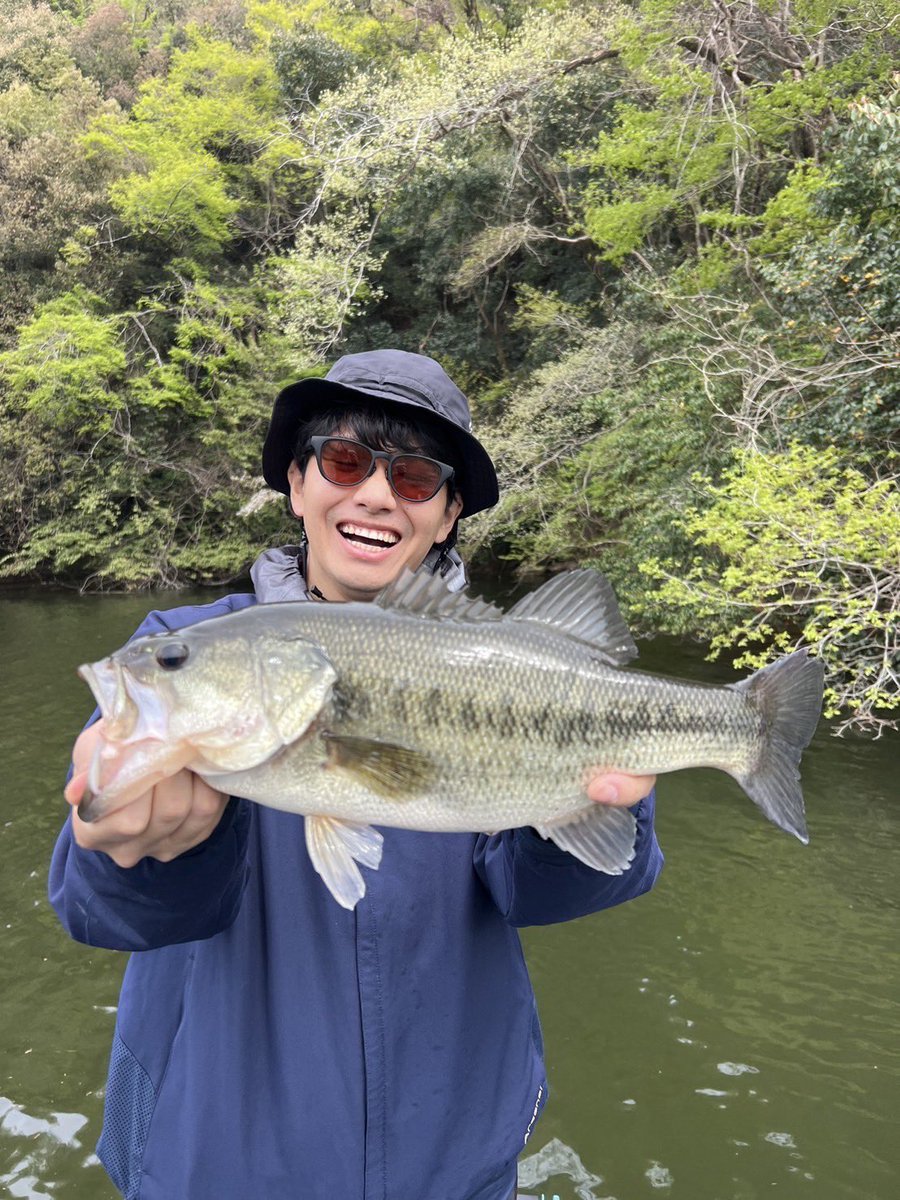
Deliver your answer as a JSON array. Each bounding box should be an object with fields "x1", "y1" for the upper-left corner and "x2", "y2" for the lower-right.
[
  {"x1": 534, "y1": 803, "x2": 637, "y2": 875},
  {"x1": 304, "y1": 815, "x2": 384, "y2": 909}
]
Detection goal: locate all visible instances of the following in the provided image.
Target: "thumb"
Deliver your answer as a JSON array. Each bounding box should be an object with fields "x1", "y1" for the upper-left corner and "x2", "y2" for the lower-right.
[{"x1": 64, "y1": 769, "x2": 88, "y2": 807}]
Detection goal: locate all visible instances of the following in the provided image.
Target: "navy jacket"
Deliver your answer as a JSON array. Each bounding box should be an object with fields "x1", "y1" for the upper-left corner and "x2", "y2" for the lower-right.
[{"x1": 49, "y1": 592, "x2": 663, "y2": 1200}]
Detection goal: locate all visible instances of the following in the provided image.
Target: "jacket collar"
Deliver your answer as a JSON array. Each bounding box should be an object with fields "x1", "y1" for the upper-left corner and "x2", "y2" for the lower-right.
[{"x1": 250, "y1": 543, "x2": 467, "y2": 604}]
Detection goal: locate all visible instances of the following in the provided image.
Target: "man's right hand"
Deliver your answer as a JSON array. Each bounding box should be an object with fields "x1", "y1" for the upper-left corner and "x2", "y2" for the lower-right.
[{"x1": 65, "y1": 721, "x2": 229, "y2": 868}]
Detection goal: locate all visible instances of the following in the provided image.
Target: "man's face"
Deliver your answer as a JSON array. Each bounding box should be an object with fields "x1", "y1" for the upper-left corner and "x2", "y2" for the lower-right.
[{"x1": 287, "y1": 429, "x2": 463, "y2": 603}]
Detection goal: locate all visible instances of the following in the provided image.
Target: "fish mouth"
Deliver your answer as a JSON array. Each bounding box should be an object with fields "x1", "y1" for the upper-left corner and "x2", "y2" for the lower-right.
[
  {"x1": 337, "y1": 522, "x2": 400, "y2": 551},
  {"x1": 78, "y1": 657, "x2": 177, "y2": 808},
  {"x1": 78, "y1": 658, "x2": 171, "y2": 744},
  {"x1": 79, "y1": 659, "x2": 138, "y2": 739}
]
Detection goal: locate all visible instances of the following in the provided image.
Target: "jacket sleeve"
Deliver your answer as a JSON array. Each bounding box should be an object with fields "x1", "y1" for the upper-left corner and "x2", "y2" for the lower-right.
[
  {"x1": 473, "y1": 791, "x2": 663, "y2": 927},
  {"x1": 48, "y1": 798, "x2": 251, "y2": 951},
  {"x1": 47, "y1": 602, "x2": 254, "y2": 952}
]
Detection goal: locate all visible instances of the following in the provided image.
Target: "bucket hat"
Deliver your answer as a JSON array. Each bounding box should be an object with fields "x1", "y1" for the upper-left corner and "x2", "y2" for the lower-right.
[{"x1": 262, "y1": 350, "x2": 499, "y2": 516}]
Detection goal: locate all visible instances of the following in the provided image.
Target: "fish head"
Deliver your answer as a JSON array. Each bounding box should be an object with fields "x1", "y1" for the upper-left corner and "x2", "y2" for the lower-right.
[{"x1": 77, "y1": 616, "x2": 338, "y2": 815}]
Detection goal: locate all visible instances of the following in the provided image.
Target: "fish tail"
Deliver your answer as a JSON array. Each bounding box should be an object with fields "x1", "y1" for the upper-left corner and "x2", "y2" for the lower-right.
[{"x1": 732, "y1": 649, "x2": 824, "y2": 843}]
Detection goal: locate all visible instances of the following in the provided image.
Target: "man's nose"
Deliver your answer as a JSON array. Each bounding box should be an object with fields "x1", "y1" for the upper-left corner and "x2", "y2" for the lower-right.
[{"x1": 353, "y1": 461, "x2": 396, "y2": 507}]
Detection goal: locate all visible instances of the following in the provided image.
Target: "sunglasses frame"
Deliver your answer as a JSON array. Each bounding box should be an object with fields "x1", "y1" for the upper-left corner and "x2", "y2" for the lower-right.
[{"x1": 304, "y1": 435, "x2": 455, "y2": 504}]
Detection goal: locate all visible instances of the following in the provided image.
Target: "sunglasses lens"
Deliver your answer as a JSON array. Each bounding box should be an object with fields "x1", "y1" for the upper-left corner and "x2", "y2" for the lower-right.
[
  {"x1": 319, "y1": 439, "x2": 372, "y2": 485},
  {"x1": 313, "y1": 438, "x2": 448, "y2": 501},
  {"x1": 391, "y1": 456, "x2": 444, "y2": 501}
]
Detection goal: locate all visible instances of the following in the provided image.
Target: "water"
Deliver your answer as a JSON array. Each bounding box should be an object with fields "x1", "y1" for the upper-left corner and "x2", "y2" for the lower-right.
[{"x1": 1, "y1": 588, "x2": 897, "y2": 1199}]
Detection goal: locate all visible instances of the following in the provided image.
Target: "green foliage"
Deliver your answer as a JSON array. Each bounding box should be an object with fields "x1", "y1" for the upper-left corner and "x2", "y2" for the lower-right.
[
  {"x1": 0, "y1": 288, "x2": 126, "y2": 426},
  {"x1": 751, "y1": 162, "x2": 831, "y2": 257},
  {"x1": 267, "y1": 212, "x2": 385, "y2": 366},
  {"x1": 272, "y1": 24, "x2": 357, "y2": 104},
  {"x1": 467, "y1": 297, "x2": 725, "y2": 620},
  {"x1": 0, "y1": 0, "x2": 896, "y2": 735},
  {"x1": 0, "y1": 1, "x2": 75, "y2": 91},
  {"x1": 754, "y1": 86, "x2": 900, "y2": 448},
  {"x1": 643, "y1": 445, "x2": 900, "y2": 733},
  {"x1": 0, "y1": 32, "x2": 119, "y2": 341},
  {"x1": 0, "y1": 263, "x2": 294, "y2": 589},
  {"x1": 585, "y1": 186, "x2": 679, "y2": 264},
  {"x1": 247, "y1": 0, "x2": 420, "y2": 61},
  {"x1": 580, "y1": 0, "x2": 890, "y2": 266},
  {"x1": 84, "y1": 30, "x2": 290, "y2": 250}
]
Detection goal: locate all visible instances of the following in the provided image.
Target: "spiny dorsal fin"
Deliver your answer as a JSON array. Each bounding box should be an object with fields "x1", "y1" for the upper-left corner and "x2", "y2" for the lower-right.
[
  {"x1": 507, "y1": 569, "x2": 638, "y2": 666},
  {"x1": 373, "y1": 568, "x2": 504, "y2": 623}
]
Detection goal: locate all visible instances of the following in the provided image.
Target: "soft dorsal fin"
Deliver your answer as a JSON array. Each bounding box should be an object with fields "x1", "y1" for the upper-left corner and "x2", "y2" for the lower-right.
[
  {"x1": 506, "y1": 569, "x2": 638, "y2": 665},
  {"x1": 374, "y1": 568, "x2": 504, "y2": 623}
]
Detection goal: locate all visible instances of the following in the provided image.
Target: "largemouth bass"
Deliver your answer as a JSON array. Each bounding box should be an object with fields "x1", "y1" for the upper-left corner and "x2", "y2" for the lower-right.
[{"x1": 76, "y1": 570, "x2": 824, "y2": 909}]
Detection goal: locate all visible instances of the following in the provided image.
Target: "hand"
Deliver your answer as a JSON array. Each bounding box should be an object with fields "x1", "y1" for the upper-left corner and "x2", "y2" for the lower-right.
[
  {"x1": 586, "y1": 771, "x2": 656, "y2": 808},
  {"x1": 64, "y1": 720, "x2": 229, "y2": 868}
]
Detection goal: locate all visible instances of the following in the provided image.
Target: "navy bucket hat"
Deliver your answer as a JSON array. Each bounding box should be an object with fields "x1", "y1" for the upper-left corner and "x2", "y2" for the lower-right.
[{"x1": 263, "y1": 350, "x2": 499, "y2": 517}]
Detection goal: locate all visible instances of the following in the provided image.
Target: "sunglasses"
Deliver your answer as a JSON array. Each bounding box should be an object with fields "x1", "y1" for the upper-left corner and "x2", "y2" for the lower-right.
[{"x1": 305, "y1": 436, "x2": 455, "y2": 503}]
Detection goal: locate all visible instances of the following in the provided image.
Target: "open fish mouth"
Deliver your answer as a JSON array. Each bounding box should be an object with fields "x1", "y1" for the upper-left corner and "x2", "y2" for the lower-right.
[
  {"x1": 76, "y1": 656, "x2": 181, "y2": 819},
  {"x1": 79, "y1": 659, "x2": 137, "y2": 739},
  {"x1": 78, "y1": 658, "x2": 172, "y2": 745}
]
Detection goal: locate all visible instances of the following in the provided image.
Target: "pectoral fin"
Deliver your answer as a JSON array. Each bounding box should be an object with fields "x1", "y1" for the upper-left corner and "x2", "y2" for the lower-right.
[
  {"x1": 304, "y1": 815, "x2": 384, "y2": 909},
  {"x1": 534, "y1": 803, "x2": 637, "y2": 874},
  {"x1": 322, "y1": 733, "x2": 435, "y2": 799}
]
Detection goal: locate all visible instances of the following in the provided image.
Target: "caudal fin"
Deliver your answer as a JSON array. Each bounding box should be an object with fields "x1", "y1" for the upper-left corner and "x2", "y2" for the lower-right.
[{"x1": 733, "y1": 650, "x2": 824, "y2": 844}]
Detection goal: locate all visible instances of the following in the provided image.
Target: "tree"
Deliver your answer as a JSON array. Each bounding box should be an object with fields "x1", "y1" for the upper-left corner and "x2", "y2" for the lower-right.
[
  {"x1": 643, "y1": 445, "x2": 900, "y2": 734},
  {"x1": 580, "y1": 0, "x2": 895, "y2": 264}
]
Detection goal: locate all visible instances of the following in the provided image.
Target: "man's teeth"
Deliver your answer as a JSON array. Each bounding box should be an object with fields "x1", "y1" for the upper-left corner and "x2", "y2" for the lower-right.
[{"x1": 339, "y1": 524, "x2": 400, "y2": 547}]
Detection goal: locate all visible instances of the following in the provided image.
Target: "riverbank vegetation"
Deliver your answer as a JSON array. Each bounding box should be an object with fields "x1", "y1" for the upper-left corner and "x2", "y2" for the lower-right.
[{"x1": 0, "y1": 0, "x2": 896, "y2": 731}]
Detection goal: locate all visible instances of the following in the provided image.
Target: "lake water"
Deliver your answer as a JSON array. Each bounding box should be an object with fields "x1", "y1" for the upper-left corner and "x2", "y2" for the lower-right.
[{"x1": 1, "y1": 586, "x2": 897, "y2": 1199}]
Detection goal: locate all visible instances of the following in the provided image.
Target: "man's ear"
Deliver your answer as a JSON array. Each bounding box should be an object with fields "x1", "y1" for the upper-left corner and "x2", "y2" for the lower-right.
[
  {"x1": 439, "y1": 490, "x2": 463, "y2": 541},
  {"x1": 287, "y1": 460, "x2": 305, "y2": 519}
]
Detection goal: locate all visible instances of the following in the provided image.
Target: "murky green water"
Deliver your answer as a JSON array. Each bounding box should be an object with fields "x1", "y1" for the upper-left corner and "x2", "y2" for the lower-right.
[{"x1": 1, "y1": 588, "x2": 897, "y2": 1199}]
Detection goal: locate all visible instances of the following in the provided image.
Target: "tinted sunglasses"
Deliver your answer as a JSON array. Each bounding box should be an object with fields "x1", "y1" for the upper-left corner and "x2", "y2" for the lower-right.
[{"x1": 305, "y1": 436, "x2": 455, "y2": 503}]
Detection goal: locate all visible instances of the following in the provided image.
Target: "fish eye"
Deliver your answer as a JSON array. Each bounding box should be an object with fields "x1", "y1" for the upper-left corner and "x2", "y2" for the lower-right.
[{"x1": 155, "y1": 642, "x2": 190, "y2": 671}]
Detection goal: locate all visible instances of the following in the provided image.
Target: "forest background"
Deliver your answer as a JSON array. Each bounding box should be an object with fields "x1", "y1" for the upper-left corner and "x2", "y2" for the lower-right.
[{"x1": 0, "y1": 0, "x2": 896, "y2": 734}]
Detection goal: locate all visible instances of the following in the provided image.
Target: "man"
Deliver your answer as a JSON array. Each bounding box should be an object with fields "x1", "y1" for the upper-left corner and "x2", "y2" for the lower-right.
[{"x1": 50, "y1": 350, "x2": 661, "y2": 1200}]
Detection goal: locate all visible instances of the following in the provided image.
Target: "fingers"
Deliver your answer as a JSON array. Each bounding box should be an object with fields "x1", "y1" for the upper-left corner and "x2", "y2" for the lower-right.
[
  {"x1": 68, "y1": 769, "x2": 228, "y2": 867},
  {"x1": 64, "y1": 767, "x2": 88, "y2": 806},
  {"x1": 149, "y1": 776, "x2": 229, "y2": 863},
  {"x1": 69, "y1": 719, "x2": 106, "y2": 779},
  {"x1": 586, "y1": 771, "x2": 656, "y2": 808},
  {"x1": 69, "y1": 788, "x2": 154, "y2": 866}
]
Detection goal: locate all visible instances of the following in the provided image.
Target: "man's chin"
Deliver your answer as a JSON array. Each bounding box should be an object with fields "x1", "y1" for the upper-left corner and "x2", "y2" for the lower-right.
[{"x1": 318, "y1": 566, "x2": 396, "y2": 604}]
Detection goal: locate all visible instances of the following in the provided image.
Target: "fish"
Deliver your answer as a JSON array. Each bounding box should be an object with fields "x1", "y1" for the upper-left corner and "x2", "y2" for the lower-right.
[{"x1": 75, "y1": 569, "x2": 824, "y2": 909}]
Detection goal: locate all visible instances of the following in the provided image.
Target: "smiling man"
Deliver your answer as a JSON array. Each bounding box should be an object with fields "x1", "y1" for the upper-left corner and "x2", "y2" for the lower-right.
[
  {"x1": 284, "y1": 430, "x2": 460, "y2": 599},
  {"x1": 50, "y1": 349, "x2": 663, "y2": 1200},
  {"x1": 261, "y1": 349, "x2": 492, "y2": 603}
]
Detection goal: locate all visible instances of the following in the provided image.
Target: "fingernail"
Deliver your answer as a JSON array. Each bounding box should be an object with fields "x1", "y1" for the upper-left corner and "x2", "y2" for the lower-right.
[{"x1": 595, "y1": 783, "x2": 619, "y2": 805}]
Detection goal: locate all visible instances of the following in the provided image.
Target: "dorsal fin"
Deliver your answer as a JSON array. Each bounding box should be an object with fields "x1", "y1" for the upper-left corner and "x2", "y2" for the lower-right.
[
  {"x1": 506, "y1": 569, "x2": 638, "y2": 665},
  {"x1": 373, "y1": 568, "x2": 504, "y2": 622}
]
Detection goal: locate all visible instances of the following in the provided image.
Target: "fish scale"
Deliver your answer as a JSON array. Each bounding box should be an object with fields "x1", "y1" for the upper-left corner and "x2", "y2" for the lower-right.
[{"x1": 77, "y1": 568, "x2": 824, "y2": 909}]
